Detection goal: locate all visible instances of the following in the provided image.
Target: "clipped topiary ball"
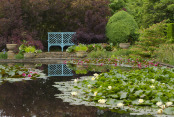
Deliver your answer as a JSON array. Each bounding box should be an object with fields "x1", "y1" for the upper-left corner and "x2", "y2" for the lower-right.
[{"x1": 106, "y1": 11, "x2": 139, "y2": 45}]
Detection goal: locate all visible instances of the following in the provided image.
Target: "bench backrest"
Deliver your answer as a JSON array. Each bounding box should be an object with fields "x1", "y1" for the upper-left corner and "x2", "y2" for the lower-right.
[{"x1": 48, "y1": 32, "x2": 75, "y2": 45}]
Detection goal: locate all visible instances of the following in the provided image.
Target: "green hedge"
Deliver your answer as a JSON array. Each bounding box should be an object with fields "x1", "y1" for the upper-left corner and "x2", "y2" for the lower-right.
[
  {"x1": 106, "y1": 11, "x2": 139, "y2": 45},
  {"x1": 167, "y1": 23, "x2": 174, "y2": 42}
]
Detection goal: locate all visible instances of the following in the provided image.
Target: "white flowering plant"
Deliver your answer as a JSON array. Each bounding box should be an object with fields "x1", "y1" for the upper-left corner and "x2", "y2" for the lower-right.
[
  {"x1": 75, "y1": 67, "x2": 174, "y2": 114},
  {"x1": 54, "y1": 66, "x2": 174, "y2": 115}
]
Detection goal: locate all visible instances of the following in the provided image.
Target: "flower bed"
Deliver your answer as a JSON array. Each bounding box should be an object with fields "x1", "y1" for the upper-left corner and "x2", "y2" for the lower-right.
[
  {"x1": 67, "y1": 57, "x2": 160, "y2": 69},
  {"x1": 53, "y1": 67, "x2": 174, "y2": 115}
]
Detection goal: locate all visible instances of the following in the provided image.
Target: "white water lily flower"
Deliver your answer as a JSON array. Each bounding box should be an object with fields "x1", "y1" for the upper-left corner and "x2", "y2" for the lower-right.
[
  {"x1": 93, "y1": 92, "x2": 97, "y2": 96},
  {"x1": 151, "y1": 79, "x2": 155, "y2": 83},
  {"x1": 91, "y1": 77, "x2": 95, "y2": 80},
  {"x1": 150, "y1": 85, "x2": 155, "y2": 88},
  {"x1": 166, "y1": 102, "x2": 173, "y2": 107},
  {"x1": 157, "y1": 109, "x2": 163, "y2": 114},
  {"x1": 117, "y1": 103, "x2": 124, "y2": 108},
  {"x1": 71, "y1": 92, "x2": 77, "y2": 96},
  {"x1": 98, "y1": 99, "x2": 106, "y2": 104},
  {"x1": 156, "y1": 102, "x2": 162, "y2": 106},
  {"x1": 160, "y1": 105, "x2": 165, "y2": 109},
  {"x1": 87, "y1": 84, "x2": 91, "y2": 88},
  {"x1": 93, "y1": 73, "x2": 99, "y2": 77},
  {"x1": 138, "y1": 99, "x2": 144, "y2": 103},
  {"x1": 108, "y1": 86, "x2": 112, "y2": 90},
  {"x1": 74, "y1": 79, "x2": 78, "y2": 83}
]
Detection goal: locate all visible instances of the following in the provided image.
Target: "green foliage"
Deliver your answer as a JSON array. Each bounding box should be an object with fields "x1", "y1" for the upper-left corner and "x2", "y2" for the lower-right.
[
  {"x1": 24, "y1": 46, "x2": 36, "y2": 53},
  {"x1": 87, "y1": 43, "x2": 113, "y2": 52},
  {"x1": 35, "y1": 49, "x2": 42, "y2": 53},
  {"x1": 109, "y1": 0, "x2": 126, "y2": 14},
  {"x1": 19, "y1": 43, "x2": 41, "y2": 55},
  {"x1": 125, "y1": 0, "x2": 144, "y2": 27},
  {"x1": 90, "y1": 66, "x2": 174, "y2": 105},
  {"x1": 75, "y1": 69, "x2": 88, "y2": 74},
  {"x1": 166, "y1": 23, "x2": 174, "y2": 42},
  {"x1": 126, "y1": 0, "x2": 174, "y2": 28},
  {"x1": 15, "y1": 53, "x2": 24, "y2": 59},
  {"x1": 130, "y1": 21, "x2": 167, "y2": 57},
  {"x1": 87, "y1": 50, "x2": 110, "y2": 58},
  {"x1": 106, "y1": 11, "x2": 139, "y2": 45},
  {"x1": 0, "y1": 52, "x2": 7, "y2": 59},
  {"x1": 19, "y1": 44, "x2": 26, "y2": 54},
  {"x1": 154, "y1": 44, "x2": 174, "y2": 65},
  {"x1": 74, "y1": 44, "x2": 88, "y2": 52},
  {"x1": 66, "y1": 45, "x2": 76, "y2": 53},
  {"x1": 111, "y1": 49, "x2": 131, "y2": 57}
]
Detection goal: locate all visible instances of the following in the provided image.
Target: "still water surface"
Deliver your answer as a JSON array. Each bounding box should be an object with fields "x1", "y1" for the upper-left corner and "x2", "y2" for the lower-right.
[{"x1": 0, "y1": 64, "x2": 151, "y2": 117}]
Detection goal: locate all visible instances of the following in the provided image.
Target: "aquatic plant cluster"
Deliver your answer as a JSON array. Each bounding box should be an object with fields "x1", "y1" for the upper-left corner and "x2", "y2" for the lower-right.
[
  {"x1": 54, "y1": 67, "x2": 174, "y2": 115},
  {"x1": 0, "y1": 65, "x2": 47, "y2": 83},
  {"x1": 67, "y1": 58, "x2": 160, "y2": 69}
]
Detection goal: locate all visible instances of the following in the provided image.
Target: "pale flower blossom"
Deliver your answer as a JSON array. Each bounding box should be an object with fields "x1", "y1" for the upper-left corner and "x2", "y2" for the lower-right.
[
  {"x1": 87, "y1": 84, "x2": 91, "y2": 88},
  {"x1": 98, "y1": 99, "x2": 106, "y2": 104},
  {"x1": 91, "y1": 77, "x2": 95, "y2": 80},
  {"x1": 156, "y1": 102, "x2": 162, "y2": 106},
  {"x1": 166, "y1": 102, "x2": 173, "y2": 107},
  {"x1": 138, "y1": 99, "x2": 144, "y2": 103},
  {"x1": 93, "y1": 92, "x2": 97, "y2": 96},
  {"x1": 93, "y1": 73, "x2": 99, "y2": 77},
  {"x1": 108, "y1": 86, "x2": 112, "y2": 90},
  {"x1": 71, "y1": 92, "x2": 77, "y2": 96},
  {"x1": 117, "y1": 103, "x2": 124, "y2": 108},
  {"x1": 150, "y1": 85, "x2": 155, "y2": 88},
  {"x1": 74, "y1": 79, "x2": 78, "y2": 83},
  {"x1": 160, "y1": 105, "x2": 165, "y2": 109},
  {"x1": 157, "y1": 109, "x2": 163, "y2": 114},
  {"x1": 151, "y1": 79, "x2": 155, "y2": 83}
]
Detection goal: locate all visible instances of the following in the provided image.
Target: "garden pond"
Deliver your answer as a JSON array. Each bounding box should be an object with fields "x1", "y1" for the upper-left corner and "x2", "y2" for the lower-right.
[{"x1": 0, "y1": 62, "x2": 172, "y2": 117}]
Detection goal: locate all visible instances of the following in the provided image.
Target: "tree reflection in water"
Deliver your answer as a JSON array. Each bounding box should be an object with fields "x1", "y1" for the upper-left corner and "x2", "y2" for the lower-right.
[{"x1": 0, "y1": 76, "x2": 98, "y2": 117}]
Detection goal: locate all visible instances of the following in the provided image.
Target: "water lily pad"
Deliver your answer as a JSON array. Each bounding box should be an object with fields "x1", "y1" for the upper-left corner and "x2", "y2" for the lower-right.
[{"x1": 164, "y1": 107, "x2": 174, "y2": 114}]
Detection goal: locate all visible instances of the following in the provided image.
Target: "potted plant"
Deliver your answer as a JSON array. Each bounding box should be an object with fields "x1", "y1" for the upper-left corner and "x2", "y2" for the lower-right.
[
  {"x1": 75, "y1": 44, "x2": 88, "y2": 58},
  {"x1": 24, "y1": 46, "x2": 36, "y2": 58},
  {"x1": 18, "y1": 43, "x2": 42, "y2": 59}
]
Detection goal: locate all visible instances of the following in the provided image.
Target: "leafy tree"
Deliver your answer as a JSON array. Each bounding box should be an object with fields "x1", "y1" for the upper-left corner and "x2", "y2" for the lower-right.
[
  {"x1": 130, "y1": 21, "x2": 167, "y2": 57},
  {"x1": 109, "y1": 0, "x2": 126, "y2": 14},
  {"x1": 126, "y1": 0, "x2": 174, "y2": 28},
  {"x1": 73, "y1": 0, "x2": 111, "y2": 44},
  {"x1": 0, "y1": 0, "x2": 43, "y2": 50}
]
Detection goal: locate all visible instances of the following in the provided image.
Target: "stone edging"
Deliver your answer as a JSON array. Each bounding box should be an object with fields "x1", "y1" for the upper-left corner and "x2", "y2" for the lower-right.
[
  {"x1": 0, "y1": 58, "x2": 76, "y2": 64},
  {"x1": 0, "y1": 58, "x2": 174, "y2": 68}
]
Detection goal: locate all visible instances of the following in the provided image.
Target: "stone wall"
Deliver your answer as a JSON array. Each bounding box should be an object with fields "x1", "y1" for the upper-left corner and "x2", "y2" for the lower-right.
[{"x1": 35, "y1": 52, "x2": 76, "y2": 58}]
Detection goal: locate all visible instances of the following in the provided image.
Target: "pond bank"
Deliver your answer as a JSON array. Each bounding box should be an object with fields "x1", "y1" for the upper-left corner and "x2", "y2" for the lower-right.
[{"x1": 0, "y1": 58, "x2": 74, "y2": 64}]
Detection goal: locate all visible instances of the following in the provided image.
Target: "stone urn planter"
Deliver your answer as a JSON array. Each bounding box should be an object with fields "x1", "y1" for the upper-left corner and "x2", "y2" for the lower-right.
[
  {"x1": 119, "y1": 43, "x2": 130, "y2": 49},
  {"x1": 24, "y1": 53, "x2": 35, "y2": 59},
  {"x1": 6, "y1": 44, "x2": 17, "y2": 52},
  {"x1": 6, "y1": 44, "x2": 17, "y2": 59},
  {"x1": 76, "y1": 51, "x2": 87, "y2": 58}
]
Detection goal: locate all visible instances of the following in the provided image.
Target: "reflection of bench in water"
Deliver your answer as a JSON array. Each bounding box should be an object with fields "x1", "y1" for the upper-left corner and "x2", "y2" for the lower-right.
[
  {"x1": 48, "y1": 64, "x2": 73, "y2": 76},
  {"x1": 48, "y1": 32, "x2": 75, "y2": 52}
]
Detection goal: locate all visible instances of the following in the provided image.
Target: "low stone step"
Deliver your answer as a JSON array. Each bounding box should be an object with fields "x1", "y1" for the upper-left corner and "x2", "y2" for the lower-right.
[{"x1": 35, "y1": 52, "x2": 76, "y2": 58}]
